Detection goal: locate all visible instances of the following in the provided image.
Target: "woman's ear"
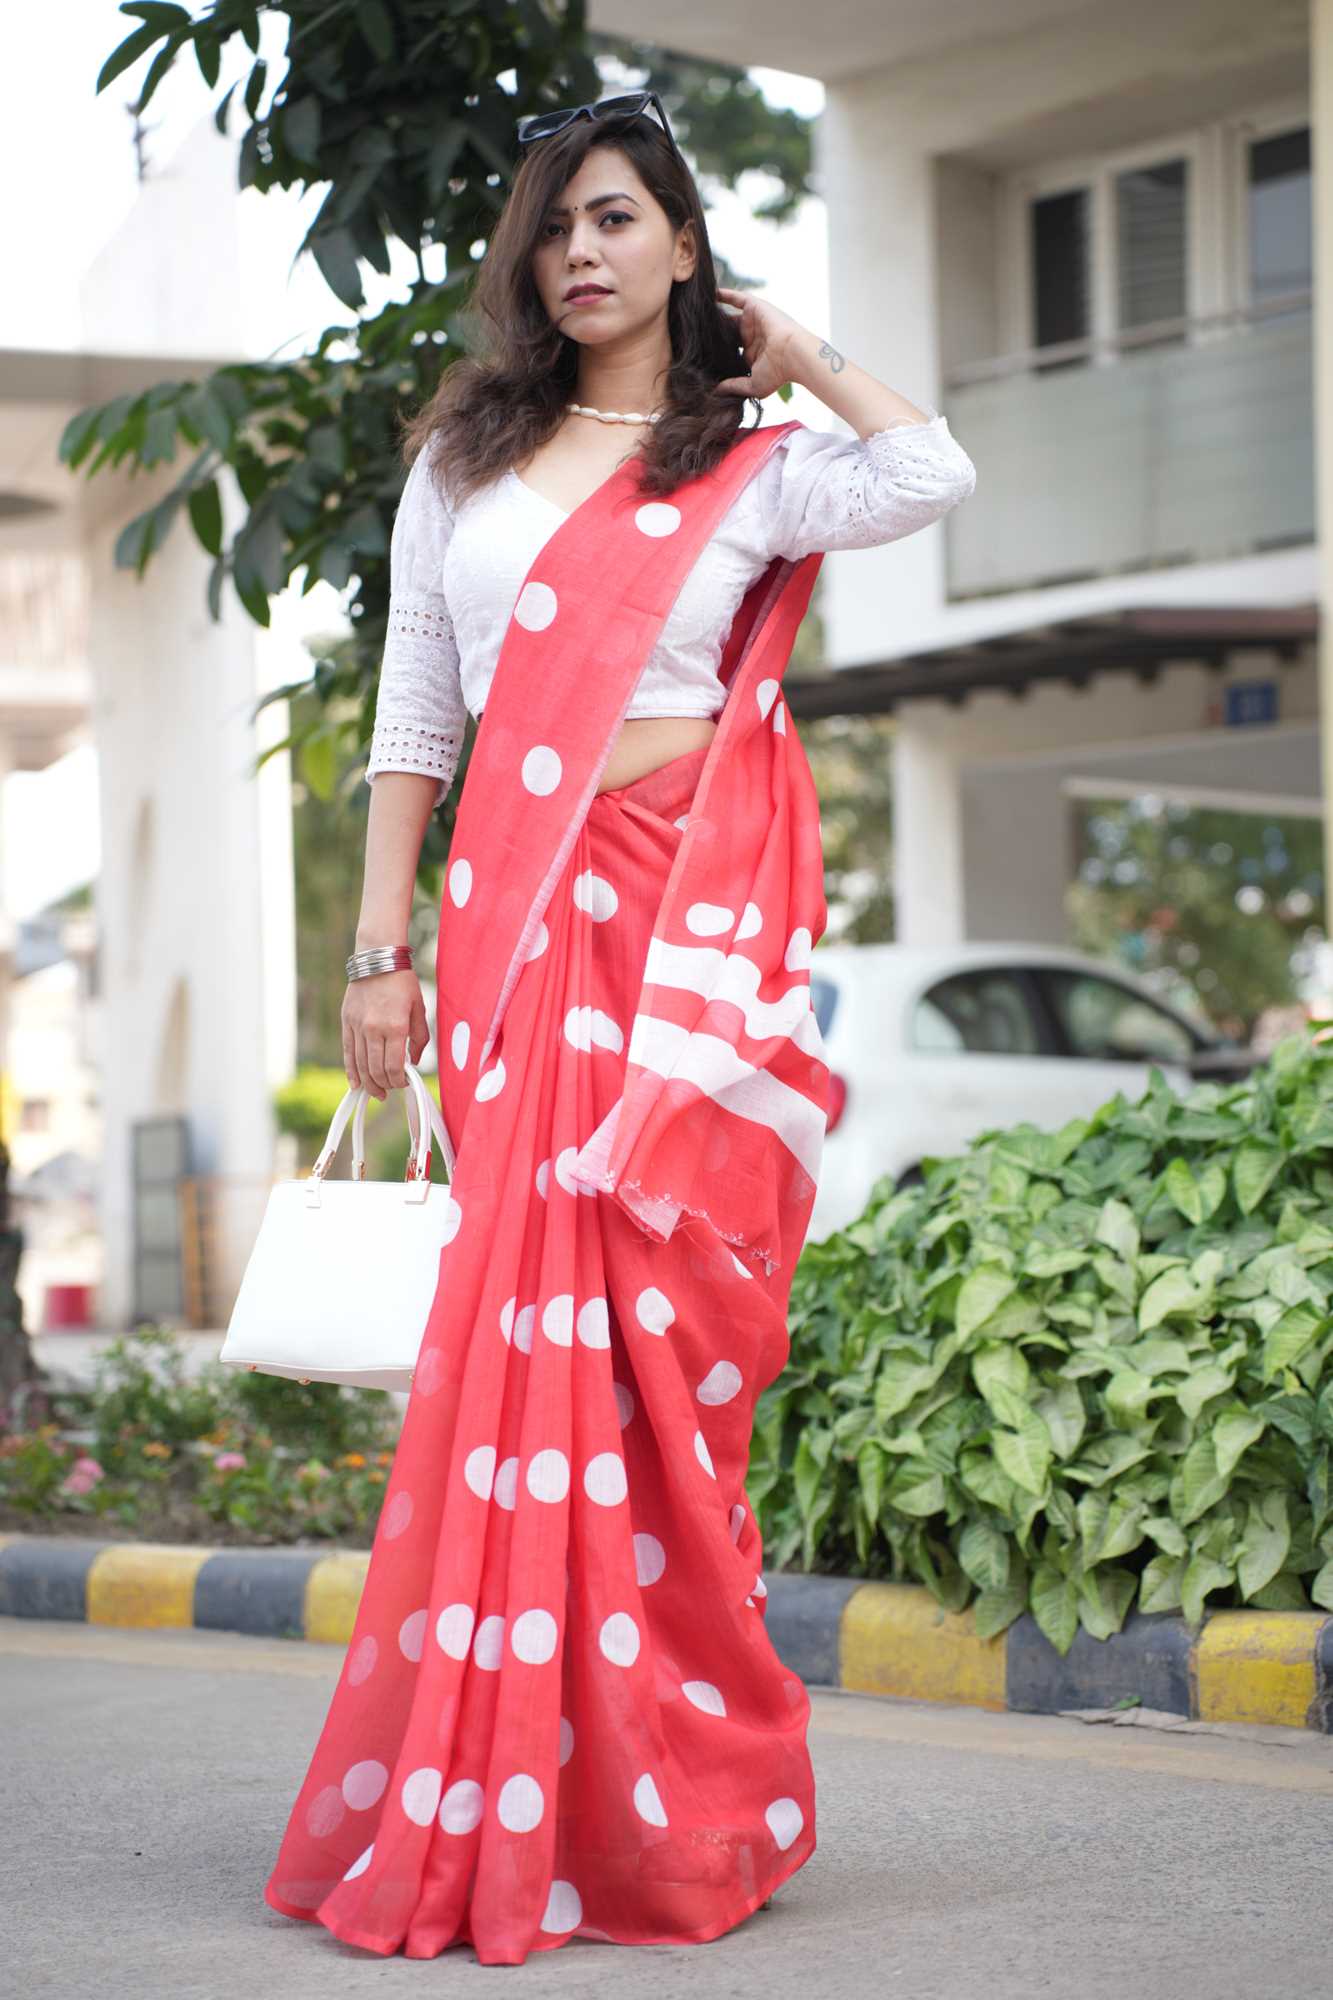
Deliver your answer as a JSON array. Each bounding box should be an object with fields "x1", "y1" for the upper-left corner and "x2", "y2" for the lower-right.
[{"x1": 673, "y1": 219, "x2": 698, "y2": 285}]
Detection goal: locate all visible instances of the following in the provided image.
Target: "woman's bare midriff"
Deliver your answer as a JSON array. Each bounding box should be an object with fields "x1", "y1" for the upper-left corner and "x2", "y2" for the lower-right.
[{"x1": 595, "y1": 714, "x2": 717, "y2": 793}]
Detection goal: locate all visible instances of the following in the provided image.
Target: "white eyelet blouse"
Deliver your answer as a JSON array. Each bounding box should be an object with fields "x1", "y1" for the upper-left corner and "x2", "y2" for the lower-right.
[{"x1": 364, "y1": 408, "x2": 977, "y2": 807}]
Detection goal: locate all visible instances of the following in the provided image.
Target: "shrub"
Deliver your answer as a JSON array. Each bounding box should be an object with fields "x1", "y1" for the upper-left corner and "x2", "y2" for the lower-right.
[{"x1": 749, "y1": 1031, "x2": 1333, "y2": 1653}]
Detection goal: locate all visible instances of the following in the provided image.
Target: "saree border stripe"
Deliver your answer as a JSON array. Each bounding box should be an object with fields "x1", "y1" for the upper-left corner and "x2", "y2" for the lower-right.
[{"x1": 3, "y1": 1534, "x2": 1329, "y2": 1732}]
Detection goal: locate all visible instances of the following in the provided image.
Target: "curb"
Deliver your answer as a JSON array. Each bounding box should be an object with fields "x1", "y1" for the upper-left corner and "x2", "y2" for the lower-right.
[{"x1": 3, "y1": 1533, "x2": 1330, "y2": 1733}]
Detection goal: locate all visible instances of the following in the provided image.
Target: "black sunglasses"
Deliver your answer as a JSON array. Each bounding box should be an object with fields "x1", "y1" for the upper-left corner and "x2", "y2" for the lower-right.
[{"x1": 515, "y1": 90, "x2": 681, "y2": 163}]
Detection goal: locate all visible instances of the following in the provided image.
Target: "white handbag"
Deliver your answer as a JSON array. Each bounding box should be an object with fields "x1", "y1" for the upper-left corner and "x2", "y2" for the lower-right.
[{"x1": 218, "y1": 1061, "x2": 458, "y2": 1392}]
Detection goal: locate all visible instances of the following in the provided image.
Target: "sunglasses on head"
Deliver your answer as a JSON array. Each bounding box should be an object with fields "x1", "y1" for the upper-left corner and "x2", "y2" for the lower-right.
[{"x1": 515, "y1": 90, "x2": 682, "y2": 163}]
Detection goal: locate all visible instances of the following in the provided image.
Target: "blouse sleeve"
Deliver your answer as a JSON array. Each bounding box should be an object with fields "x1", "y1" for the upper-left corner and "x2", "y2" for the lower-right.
[
  {"x1": 755, "y1": 407, "x2": 977, "y2": 563},
  {"x1": 364, "y1": 444, "x2": 468, "y2": 809}
]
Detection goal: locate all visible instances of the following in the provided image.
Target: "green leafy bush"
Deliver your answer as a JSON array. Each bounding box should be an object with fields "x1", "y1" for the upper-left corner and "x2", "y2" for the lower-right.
[{"x1": 749, "y1": 1031, "x2": 1333, "y2": 1653}]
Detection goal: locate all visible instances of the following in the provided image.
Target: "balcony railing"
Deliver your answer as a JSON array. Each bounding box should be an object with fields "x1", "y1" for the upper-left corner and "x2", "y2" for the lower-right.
[{"x1": 943, "y1": 292, "x2": 1314, "y2": 600}]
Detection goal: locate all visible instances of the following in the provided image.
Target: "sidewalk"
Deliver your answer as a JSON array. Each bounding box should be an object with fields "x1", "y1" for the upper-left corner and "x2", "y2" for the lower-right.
[{"x1": 2, "y1": 1532, "x2": 1329, "y2": 1733}]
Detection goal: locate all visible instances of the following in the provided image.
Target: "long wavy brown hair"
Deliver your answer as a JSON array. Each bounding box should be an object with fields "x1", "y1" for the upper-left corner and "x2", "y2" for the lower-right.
[{"x1": 399, "y1": 107, "x2": 761, "y2": 507}]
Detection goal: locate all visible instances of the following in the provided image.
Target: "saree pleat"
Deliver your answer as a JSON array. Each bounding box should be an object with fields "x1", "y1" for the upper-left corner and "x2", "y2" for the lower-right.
[{"x1": 264, "y1": 743, "x2": 816, "y2": 1965}]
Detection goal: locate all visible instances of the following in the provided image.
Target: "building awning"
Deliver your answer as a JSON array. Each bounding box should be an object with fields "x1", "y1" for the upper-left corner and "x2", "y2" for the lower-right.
[{"x1": 783, "y1": 603, "x2": 1317, "y2": 719}]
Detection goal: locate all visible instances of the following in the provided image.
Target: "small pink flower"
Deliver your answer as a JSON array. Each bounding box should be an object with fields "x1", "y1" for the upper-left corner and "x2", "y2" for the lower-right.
[
  {"x1": 214, "y1": 1451, "x2": 247, "y2": 1473},
  {"x1": 60, "y1": 1455, "x2": 104, "y2": 1496}
]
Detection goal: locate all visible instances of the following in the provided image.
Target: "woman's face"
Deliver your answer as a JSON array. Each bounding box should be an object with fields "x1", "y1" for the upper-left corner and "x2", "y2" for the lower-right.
[{"x1": 531, "y1": 145, "x2": 696, "y2": 346}]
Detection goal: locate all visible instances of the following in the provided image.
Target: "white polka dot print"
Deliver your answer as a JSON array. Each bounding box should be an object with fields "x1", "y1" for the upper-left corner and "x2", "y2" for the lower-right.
[
  {"x1": 401, "y1": 1767, "x2": 443, "y2": 1827},
  {"x1": 448, "y1": 857, "x2": 472, "y2": 907},
  {"x1": 450, "y1": 1020, "x2": 470, "y2": 1069},
  {"x1": 774, "y1": 698, "x2": 788, "y2": 734},
  {"x1": 439, "y1": 1195, "x2": 462, "y2": 1244},
  {"x1": 766, "y1": 1797, "x2": 803, "y2": 1849},
  {"x1": 729, "y1": 1503, "x2": 747, "y2": 1541},
  {"x1": 634, "y1": 1532, "x2": 666, "y2": 1585},
  {"x1": 729, "y1": 1252, "x2": 754, "y2": 1280},
  {"x1": 756, "y1": 678, "x2": 780, "y2": 719},
  {"x1": 493, "y1": 1455, "x2": 519, "y2": 1510},
  {"x1": 475, "y1": 1058, "x2": 506, "y2": 1102},
  {"x1": 554, "y1": 1147, "x2": 589, "y2": 1196},
  {"x1": 473, "y1": 1614, "x2": 505, "y2": 1670},
  {"x1": 341, "y1": 1759, "x2": 388, "y2": 1809},
  {"x1": 563, "y1": 1004, "x2": 624, "y2": 1055},
  {"x1": 514, "y1": 580, "x2": 557, "y2": 630},
  {"x1": 526, "y1": 1448, "x2": 570, "y2": 1503},
  {"x1": 439, "y1": 1779, "x2": 484, "y2": 1835},
  {"x1": 541, "y1": 1294, "x2": 574, "y2": 1346},
  {"x1": 343, "y1": 1844, "x2": 374, "y2": 1880},
  {"x1": 398, "y1": 1608, "x2": 427, "y2": 1661},
  {"x1": 785, "y1": 926, "x2": 813, "y2": 971},
  {"x1": 463, "y1": 1445, "x2": 496, "y2": 1501},
  {"x1": 636, "y1": 1287, "x2": 675, "y2": 1335},
  {"x1": 573, "y1": 870, "x2": 619, "y2": 921},
  {"x1": 583, "y1": 1452, "x2": 627, "y2": 1507},
  {"x1": 382, "y1": 1489, "x2": 413, "y2": 1539},
  {"x1": 525, "y1": 919, "x2": 549, "y2": 962},
  {"x1": 635, "y1": 500, "x2": 681, "y2": 537},
  {"x1": 510, "y1": 1608, "x2": 558, "y2": 1664},
  {"x1": 633, "y1": 1773, "x2": 668, "y2": 1826},
  {"x1": 696, "y1": 1360, "x2": 742, "y2": 1405},
  {"x1": 306, "y1": 1785, "x2": 345, "y2": 1838},
  {"x1": 682, "y1": 1680, "x2": 726, "y2": 1717},
  {"x1": 521, "y1": 744, "x2": 562, "y2": 795},
  {"x1": 598, "y1": 1611, "x2": 640, "y2": 1667},
  {"x1": 435, "y1": 1602, "x2": 475, "y2": 1660},
  {"x1": 613, "y1": 1381, "x2": 635, "y2": 1428},
  {"x1": 693, "y1": 1430, "x2": 716, "y2": 1478},
  {"x1": 535, "y1": 1158, "x2": 551, "y2": 1199},
  {"x1": 514, "y1": 1305, "x2": 535, "y2": 1354},
  {"x1": 558, "y1": 1716, "x2": 575, "y2": 1765},
  {"x1": 685, "y1": 901, "x2": 734, "y2": 936},
  {"x1": 576, "y1": 1297, "x2": 609, "y2": 1347},
  {"x1": 347, "y1": 1634, "x2": 378, "y2": 1685},
  {"x1": 753, "y1": 1573, "x2": 768, "y2": 1598},
  {"x1": 737, "y1": 902, "x2": 763, "y2": 940},
  {"x1": 673, "y1": 813, "x2": 690, "y2": 830},
  {"x1": 541, "y1": 1879, "x2": 583, "y2": 1933},
  {"x1": 499, "y1": 1297, "x2": 515, "y2": 1343},
  {"x1": 497, "y1": 1773, "x2": 544, "y2": 1832}
]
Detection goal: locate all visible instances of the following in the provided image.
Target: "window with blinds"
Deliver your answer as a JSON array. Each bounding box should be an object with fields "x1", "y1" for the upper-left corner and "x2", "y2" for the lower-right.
[{"x1": 1115, "y1": 159, "x2": 1187, "y2": 343}]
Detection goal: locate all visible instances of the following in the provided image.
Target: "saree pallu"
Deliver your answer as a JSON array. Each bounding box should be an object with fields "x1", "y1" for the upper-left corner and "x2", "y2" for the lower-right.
[{"x1": 264, "y1": 421, "x2": 830, "y2": 1965}]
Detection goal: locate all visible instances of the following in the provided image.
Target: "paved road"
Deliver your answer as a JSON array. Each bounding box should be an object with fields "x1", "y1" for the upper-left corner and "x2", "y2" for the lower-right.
[{"x1": 4, "y1": 1617, "x2": 1331, "y2": 2000}]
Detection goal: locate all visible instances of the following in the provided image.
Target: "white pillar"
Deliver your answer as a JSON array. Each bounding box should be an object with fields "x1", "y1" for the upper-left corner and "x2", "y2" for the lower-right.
[
  {"x1": 892, "y1": 723, "x2": 965, "y2": 946},
  {"x1": 817, "y1": 92, "x2": 949, "y2": 665},
  {"x1": 1314, "y1": 0, "x2": 1333, "y2": 906}
]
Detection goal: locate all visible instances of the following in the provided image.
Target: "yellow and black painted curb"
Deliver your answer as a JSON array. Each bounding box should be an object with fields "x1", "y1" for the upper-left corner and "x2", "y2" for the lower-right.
[{"x1": 2, "y1": 1534, "x2": 1330, "y2": 1733}]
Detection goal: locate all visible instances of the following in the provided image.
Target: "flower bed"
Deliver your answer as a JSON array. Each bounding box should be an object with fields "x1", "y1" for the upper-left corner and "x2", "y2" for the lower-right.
[{"x1": 1, "y1": 1326, "x2": 401, "y2": 1547}]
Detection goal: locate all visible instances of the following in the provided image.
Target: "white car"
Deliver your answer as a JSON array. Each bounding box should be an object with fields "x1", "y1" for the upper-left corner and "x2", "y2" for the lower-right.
[{"x1": 804, "y1": 942, "x2": 1252, "y2": 1243}]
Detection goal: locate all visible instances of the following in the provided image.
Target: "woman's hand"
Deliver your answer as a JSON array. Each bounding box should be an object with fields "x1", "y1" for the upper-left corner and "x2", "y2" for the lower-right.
[
  {"x1": 714, "y1": 285, "x2": 807, "y2": 400},
  {"x1": 342, "y1": 968, "x2": 430, "y2": 1101}
]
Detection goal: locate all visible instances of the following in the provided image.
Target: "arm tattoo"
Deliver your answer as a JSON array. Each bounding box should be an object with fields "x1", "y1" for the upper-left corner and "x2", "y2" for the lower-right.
[{"x1": 816, "y1": 340, "x2": 846, "y2": 374}]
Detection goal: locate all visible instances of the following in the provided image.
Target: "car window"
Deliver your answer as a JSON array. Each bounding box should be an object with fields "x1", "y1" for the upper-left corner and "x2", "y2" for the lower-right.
[
  {"x1": 913, "y1": 971, "x2": 1041, "y2": 1056},
  {"x1": 809, "y1": 975, "x2": 839, "y2": 1039},
  {"x1": 1042, "y1": 971, "x2": 1195, "y2": 1064}
]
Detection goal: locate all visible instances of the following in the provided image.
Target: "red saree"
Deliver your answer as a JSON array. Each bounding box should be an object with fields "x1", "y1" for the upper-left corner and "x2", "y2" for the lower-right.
[{"x1": 264, "y1": 419, "x2": 831, "y2": 1964}]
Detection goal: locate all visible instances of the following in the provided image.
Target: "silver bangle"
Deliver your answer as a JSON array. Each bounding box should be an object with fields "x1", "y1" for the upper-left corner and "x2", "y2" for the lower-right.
[{"x1": 346, "y1": 944, "x2": 415, "y2": 980}]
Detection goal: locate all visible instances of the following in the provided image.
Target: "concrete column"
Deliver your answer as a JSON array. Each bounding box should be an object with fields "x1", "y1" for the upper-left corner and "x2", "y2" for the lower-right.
[
  {"x1": 960, "y1": 767, "x2": 1073, "y2": 945},
  {"x1": 816, "y1": 92, "x2": 949, "y2": 665},
  {"x1": 892, "y1": 722, "x2": 965, "y2": 946},
  {"x1": 1314, "y1": 0, "x2": 1333, "y2": 908}
]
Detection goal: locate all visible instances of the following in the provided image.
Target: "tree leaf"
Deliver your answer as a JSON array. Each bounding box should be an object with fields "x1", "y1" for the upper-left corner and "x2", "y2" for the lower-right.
[
  {"x1": 1138, "y1": 1265, "x2": 1199, "y2": 1332},
  {"x1": 958, "y1": 1519, "x2": 1010, "y2": 1592},
  {"x1": 1234, "y1": 1141, "x2": 1282, "y2": 1216},
  {"x1": 187, "y1": 479, "x2": 223, "y2": 557},
  {"x1": 1094, "y1": 1197, "x2": 1140, "y2": 1265}
]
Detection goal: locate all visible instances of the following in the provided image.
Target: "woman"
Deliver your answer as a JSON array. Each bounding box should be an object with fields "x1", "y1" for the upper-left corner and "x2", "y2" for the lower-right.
[{"x1": 264, "y1": 92, "x2": 975, "y2": 1966}]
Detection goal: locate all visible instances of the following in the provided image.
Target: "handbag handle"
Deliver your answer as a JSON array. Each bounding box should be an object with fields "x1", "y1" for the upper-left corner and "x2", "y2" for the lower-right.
[{"x1": 306, "y1": 1061, "x2": 455, "y2": 1204}]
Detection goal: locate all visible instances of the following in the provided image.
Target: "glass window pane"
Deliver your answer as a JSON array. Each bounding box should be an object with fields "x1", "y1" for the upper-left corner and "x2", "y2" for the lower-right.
[
  {"x1": 1045, "y1": 973, "x2": 1193, "y2": 1064},
  {"x1": 1031, "y1": 188, "x2": 1090, "y2": 365},
  {"x1": 913, "y1": 972, "x2": 1040, "y2": 1056},
  {"x1": 1249, "y1": 126, "x2": 1311, "y2": 308},
  {"x1": 1116, "y1": 159, "x2": 1187, "y2": 340},
  {"x1": 810, "y1": 974, "x2": 839, "y2": 1039}
]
